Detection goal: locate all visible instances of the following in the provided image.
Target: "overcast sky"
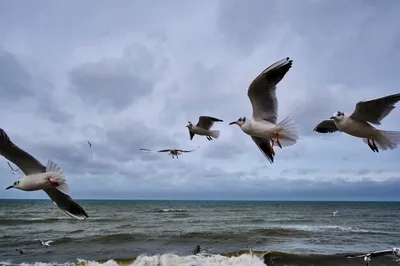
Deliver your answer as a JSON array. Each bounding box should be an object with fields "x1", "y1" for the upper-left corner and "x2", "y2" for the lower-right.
[{"x1": 1, "y1": 0, "x2": 400, "y2": 201}]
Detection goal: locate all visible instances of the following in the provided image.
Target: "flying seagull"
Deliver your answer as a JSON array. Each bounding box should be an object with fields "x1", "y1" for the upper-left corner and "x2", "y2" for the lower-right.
[
  {"x1": 186, "y1": 116, "x2": 223, "y2": 141},
  {"x1": 313, "y1": 93, "x2": 400, "y2": 152},
  {"x1": 229, "y1": 57, "x2": 299, "y2": 163},
  {"x1": 36, "y1": 239, "x2": 54, "y2": 248},
  {"x1": 345, "y1": 247, "x2": 400, "y2": 266},
  {"x1": 332, "y1": 210, "x2": 338, "y2": 216},
  {"x1": 87, "y1": 141, "x2": 92, "y2": 147},
  {"x1": 7, "y1": 161, "x2": 20, "y2": 174},
  {"x1": 140, "y1": 146, "x2": 200, "y2": 159},
  {"x1": 0, "y1": 128, "x2": 88, "y2": 220}
]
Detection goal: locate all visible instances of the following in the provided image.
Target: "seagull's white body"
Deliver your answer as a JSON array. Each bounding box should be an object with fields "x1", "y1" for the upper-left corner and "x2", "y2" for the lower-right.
[
  {"x1": 333, "y1": 114, "x2": 377, "y2": 138},
  {"x1": 14, "y1": 172, "x2": 66, "y2": 192},
  {"x1": 239, "y1": 119, "x2": 289, "y2": 140},
  {"x1": 190, "y1": 126, "x2": 213, "y2": 136}
]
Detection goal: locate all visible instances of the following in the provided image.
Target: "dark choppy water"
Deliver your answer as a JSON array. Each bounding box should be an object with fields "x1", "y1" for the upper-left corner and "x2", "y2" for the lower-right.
[{"x1": 1, "y1": 200, "x2": 400, "y2": 265}]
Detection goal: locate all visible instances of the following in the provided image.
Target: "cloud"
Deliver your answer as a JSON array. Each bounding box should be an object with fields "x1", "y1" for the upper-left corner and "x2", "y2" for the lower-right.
[{"x1": 1, "y1": 1, "x2": 400, "y2": 201}]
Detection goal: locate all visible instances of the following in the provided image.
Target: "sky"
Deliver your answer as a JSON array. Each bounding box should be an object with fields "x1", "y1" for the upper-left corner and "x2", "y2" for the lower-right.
[{"x1": 1, "y1": 0, "x2": 400, "y2": 201}]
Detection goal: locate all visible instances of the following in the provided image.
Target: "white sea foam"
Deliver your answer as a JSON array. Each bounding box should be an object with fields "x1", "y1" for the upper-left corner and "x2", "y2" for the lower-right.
[{"x1": 0, "y1": 253, "x2": 266, "y2": 266}]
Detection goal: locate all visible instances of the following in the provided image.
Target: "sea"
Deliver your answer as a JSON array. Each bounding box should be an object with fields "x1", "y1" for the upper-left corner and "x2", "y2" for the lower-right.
[{"x1": 1, "y1": 200, "x2": 400, "y2": 266}]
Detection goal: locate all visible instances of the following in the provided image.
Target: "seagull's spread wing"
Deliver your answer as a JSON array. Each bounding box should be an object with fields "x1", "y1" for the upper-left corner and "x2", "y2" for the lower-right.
[
  {"x1": 196, "y1": 116, "x2": 223, "y2": 130},
  {"x1": 157, "y1": 149, "x2": 171, "y2": 153},
  {"x1": 177, "y1": 146, "x2": 200, "y2": 153},
  {"x1": 350, "y1": 93, "x2": 400, "y2": 125},
  {"x1": 140, "y1": 148, "x2": 156, "y2": 152},
  {"x1": 313, "y1": 120, "x2": 339, "y2": 133},
  {"x1": 251, "y1": 137, "x2": 274, "y2": 164},
  {"x1": 345, "y1": 254, "x2": 368, "y2": 259},
  {"x1": 370, "y1": 249, "x2": 395, "y2": 257},
  {"x1": 188, "y1": 128, "x2": 195, "y2": 140},
  {"x1": 7, "y1": 161, "x2": 15, "y2": 171},
  {"x1": 43, "y1": 188, "x2": 88, "y2": 220},
  {"x1": 45, "y1": 240, "x2": 54, "y2": 244},
  {"x1": 0, "y1": 128, "x2": 46, "y2": 175},
  {"x1": 248, "y1": 57, "x2": 293, "y2": 124}
]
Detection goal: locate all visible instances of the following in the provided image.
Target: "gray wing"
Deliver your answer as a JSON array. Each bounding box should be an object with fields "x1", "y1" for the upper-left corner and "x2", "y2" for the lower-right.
[
  {"x1": 157, "y1": 149, "x2": 171, "y2": 153},
  {"x1": 313, "y1": 120, "x2": 339, "y2": 133},
  {"x1": 196, "y1": 116, "x2": 223, "y2": 130},
  {"x1": 370, "y1": 249, "x2": 394, "y2": 257},
  {"x1": 248, "y1": 57, "x2": 293, "y2": 124},
  {"x1": 43, "y1": 188, "x2": 88, "y2": 220},
  {"x1": 251, "y1": 137, "x2": 274, "y2": 164},
  {"x1": 176, "y1": 146, "x2": 200, "y2": 153},
  {"x1": 350, "y1": 93, "x2": 400, "y2": 125},
  {"x1": 0, "y1": 128, "x2": 46, "y2": 175},
  {"x1": 345, "y1": 254, "x2": 368, "y2": 259}
]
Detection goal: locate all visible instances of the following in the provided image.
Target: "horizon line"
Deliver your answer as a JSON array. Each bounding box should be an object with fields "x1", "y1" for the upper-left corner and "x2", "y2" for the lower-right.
[{"x1": 1, "y1": 198, "x2": 399, "y2": 202}]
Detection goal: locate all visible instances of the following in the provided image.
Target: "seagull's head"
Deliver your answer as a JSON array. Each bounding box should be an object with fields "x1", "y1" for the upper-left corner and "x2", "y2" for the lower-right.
[
  {"x1": 6, "y1": 179, "x2": 22, "y2": 190},
  {"x1": 330, "y1": 111, "x2": 345, "y2": 121},
  {"x1": 229, "y1": 117, "x2": 246, "y2": 127},
  {"x1": 186, "y1": 121, "x2": 193, "y2": 129}
]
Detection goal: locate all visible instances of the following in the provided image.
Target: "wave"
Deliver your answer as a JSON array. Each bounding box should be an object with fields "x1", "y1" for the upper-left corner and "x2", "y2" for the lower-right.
[{"x1": 2, "y1": 250, "x2": 400, "y2": 266}]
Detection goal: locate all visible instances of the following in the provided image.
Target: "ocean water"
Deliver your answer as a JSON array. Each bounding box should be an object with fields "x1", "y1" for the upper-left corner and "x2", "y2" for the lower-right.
[{"x1": 1, "y1": 200, "x2": 400, "y2": 266}]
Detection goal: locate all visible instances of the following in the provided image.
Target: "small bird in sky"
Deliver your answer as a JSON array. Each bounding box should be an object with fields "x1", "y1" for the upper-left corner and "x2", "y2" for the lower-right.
[{"x1": 87, "y1": 141, "x2": 92, "y2": 147}]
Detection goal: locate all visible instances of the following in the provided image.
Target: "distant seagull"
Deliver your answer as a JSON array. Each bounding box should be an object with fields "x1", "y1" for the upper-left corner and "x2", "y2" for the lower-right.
[
  {"x1": 332, "y1": 210, "x2": 338, "y2": 216},
  {"x1": 7, "y1": 161, "x2": 20, "y2": 174},
  {"x1": 15, "y1": 249, "x2": 25, "y2": 254},
  {"x1": 229, "y1": 57, "x2": 299, "y2": 163},
  {"x1": 345, "y1": 247, "x2": 400, "y2": 266},
  {"x1": 87, "y1": 141, "x2": 92, "y2": 147},
  {"x1": 186, "y1": 116, "x2": 223, "y2": 141},
  {"x1": 140, "y1": 146, "x2": 200, "y2": 159},
  {"x1": 0, "y1": 128, "x2": 89, "y2": 220},
  {"x1": 36, "y1": 239, "x2": 54, "y2": 248},
  {"x1": 313, "y1": 93, "x2": 400, "y2": 152}
]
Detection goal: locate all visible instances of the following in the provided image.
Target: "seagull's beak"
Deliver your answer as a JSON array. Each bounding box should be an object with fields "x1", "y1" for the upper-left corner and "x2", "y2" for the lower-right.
[
  {"x1": 330, "y1": 116, "x2": 334, "y2": 119},
  {"x1": 6, "y1": 185, "x2": 13, "y2": 190},
  {"x1": 229, "y1": 121, "x2": 237, "y2": 125}
]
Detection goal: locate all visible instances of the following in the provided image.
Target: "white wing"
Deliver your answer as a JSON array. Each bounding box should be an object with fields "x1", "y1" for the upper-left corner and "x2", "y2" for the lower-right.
[{"x1": 247, "y1": 57, "x2": 293, "y2": 124}]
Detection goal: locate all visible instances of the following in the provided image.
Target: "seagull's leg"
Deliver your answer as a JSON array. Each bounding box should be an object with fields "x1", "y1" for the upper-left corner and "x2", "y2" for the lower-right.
[
  {"x1": 48, "y1": 179, "x2": 59, "y2": 187},
  {"x1": 275, "y1": 133, "x2": 282, "y2": 148},
  {"x1": 269, "y1": 141, "x2": 276, "y2": 156},
  {"x1": 371, "y1": 139, "x2": 379, "y2": 153}
]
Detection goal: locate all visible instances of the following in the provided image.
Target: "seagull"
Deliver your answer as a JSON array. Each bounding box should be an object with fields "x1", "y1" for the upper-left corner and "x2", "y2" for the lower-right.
[
  {"x1": 15, "y1": 249, "x2": 25, "y2": 254},
  {"x1": 332, "y1": 210, "x2": 338, "y2": 216},
  {"x1": 7, "y1": 161, "x2": 20, "y2": 174},
  {"x1": 313, "y1": 93, "x2": 400, "y2": 152},
  {"x1": 186, "y1": 116, "x2": 223, "y2": 141},
  {"x1": 345, "y1": 247, "x2": 400, "y2": 266},
  {"x1": 87, "y1": 141, "x2": 92, "y2": 147},
  {"x1": 229, "y1": 57, "x2": 299, "y2": 163},
  {"x1": 37, "y1": 239, "x2": 54, "y2": 248},
  {"x1": 0, "y1": 128, "x2": 89, "y2": 220},
  {"x1": 140, "y1": 146, "x2": 200, "y2": 159}
]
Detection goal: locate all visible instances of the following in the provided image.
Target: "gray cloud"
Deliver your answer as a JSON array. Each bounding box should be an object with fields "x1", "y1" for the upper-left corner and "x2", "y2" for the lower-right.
[{"x1": 69, "y1": 44, "x2": 169, "y2": 110}]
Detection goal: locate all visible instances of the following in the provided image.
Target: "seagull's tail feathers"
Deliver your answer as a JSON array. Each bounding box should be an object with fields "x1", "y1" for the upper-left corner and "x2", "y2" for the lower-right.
[
  {"x1": 46, "y1": 160, "x2": 70, "y2": 196},
  {"x1": 209, "y1": 130, "x2": 220, "y2": 139},
  {"x1": 372, "y1": 130, "x2": 400, "y2": 151},
  {"x1": 275, "y1": 116, "x2": 299, "y2": 147}
]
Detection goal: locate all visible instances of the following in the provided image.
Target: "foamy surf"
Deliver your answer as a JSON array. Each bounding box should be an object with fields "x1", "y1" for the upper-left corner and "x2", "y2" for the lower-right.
[{"x1": 0, "y1": 253, "x2": 266, "y2": 266}]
